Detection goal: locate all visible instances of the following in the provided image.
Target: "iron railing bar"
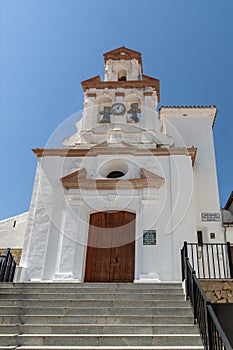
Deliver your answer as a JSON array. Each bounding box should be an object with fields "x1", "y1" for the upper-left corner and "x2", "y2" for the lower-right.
[
  {"x1": 216, "y1": 245, "x2": 221, "y2": 278},
  {"x1": 221, "y1": 244, "x2": 227, "y2": 278},
  {"x1": 191, "y1": 244, "x2": 194, "y2": 271},
  {"x1": 201, "y1": 244, "x2": 205, "y2": 278},
  {"x1": 206, "y1": 244, "x2": 211, "y2": 279},
  {"x1": 195, "y1": 244, "x2": 200, "y2": 278},
  {"x1": 227, "y1": 242, "x2": 233, "y2": 278},
  {"x1": 211, "y1": 244, "x2": 216, "y2": 279}
]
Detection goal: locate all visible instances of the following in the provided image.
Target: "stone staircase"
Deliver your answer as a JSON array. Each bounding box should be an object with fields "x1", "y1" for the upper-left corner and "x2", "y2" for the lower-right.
[{"x1": 0, "y1": 282, "x2": 204, "y2": 350}]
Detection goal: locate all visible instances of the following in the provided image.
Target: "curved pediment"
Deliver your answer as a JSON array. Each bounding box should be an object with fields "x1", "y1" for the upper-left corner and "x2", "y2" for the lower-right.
[{"x1": 61, "y1": 168, "x2": 165, "y2": 190}]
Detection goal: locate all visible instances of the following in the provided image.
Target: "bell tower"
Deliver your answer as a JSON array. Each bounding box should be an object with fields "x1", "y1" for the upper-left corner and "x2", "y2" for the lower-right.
[
  {"x1": 103, "y1": 46, "x2": 142, "y2": 81},
  {"x1": 63, "y1": 46, "x2": 173, "y2": 148}
]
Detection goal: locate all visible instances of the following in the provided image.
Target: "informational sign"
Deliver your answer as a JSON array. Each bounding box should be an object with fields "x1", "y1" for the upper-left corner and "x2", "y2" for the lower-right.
[
  {"x1": 143, "y1": 230, "x2": 156, "y2": 245},
  {"x1": 201, "y1": 213, "x2": 221, "y2": 222}
]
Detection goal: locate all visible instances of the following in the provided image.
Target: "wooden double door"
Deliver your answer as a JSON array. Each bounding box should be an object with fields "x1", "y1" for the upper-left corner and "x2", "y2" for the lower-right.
[{"x1": 85, "y1": 211, "x2": 135, "y2": 282}]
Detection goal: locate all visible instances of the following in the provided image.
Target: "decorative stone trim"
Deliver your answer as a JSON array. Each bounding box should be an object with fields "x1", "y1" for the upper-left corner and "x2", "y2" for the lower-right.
[
  {"x1": 103, "y1": 47, "x2": 142, "y2": 66},
  {"x1": 33, "y1": 147, "x2": 197, "y2": 166},
  {"x1": 115, "y1": 92, "x2": 125, "y2": 97},
  {"x1": 86, "y1": 93, "x2": 96, "y2": 98},
  {"x1": 60, "y1": 168, "x2": 165, "y2": 190},
  {"x1": 81, "y1": 74, "x2": 160, "y2": 101},
  {"x1": 200, "y1": 280, "x2": 233, "y2": 303}
]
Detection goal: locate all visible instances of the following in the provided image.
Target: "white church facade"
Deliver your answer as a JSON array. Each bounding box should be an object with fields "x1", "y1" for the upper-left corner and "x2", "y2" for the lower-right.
[{"x1": 2, "y1": 47, "x2": 225, "y2": 283}]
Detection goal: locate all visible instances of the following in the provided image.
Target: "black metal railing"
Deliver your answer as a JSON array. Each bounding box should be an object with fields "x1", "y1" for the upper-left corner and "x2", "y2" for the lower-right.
[
  {"x1": 182, "y1": 246, "x2": 233, "y2": 350},
  {"x1": 181, "y1": 242, "x2": 233, "y2": 279},
  {"x1": 207, "y1": 305, "x2": 232, "y2": 350},
  {"x1": 0, "y1": 248, "x2": 16, "y2": 282}
]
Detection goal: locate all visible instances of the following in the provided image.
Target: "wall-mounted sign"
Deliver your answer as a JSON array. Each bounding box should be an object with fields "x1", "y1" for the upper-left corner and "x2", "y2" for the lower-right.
[
  {"x1": 201, "y1": 213, "x2": 221, "y2": 222},
  {"x1": 143, "y1": 230, "x2": 156, "y2": 245},
  {"x1": 210, "y1": 232, "x2": 216, "y2": 239}
]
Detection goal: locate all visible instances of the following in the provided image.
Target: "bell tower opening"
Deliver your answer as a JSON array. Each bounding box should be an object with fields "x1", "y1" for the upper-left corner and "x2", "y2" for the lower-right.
[{"x1": 118, "y1": 70, "x2": 127, "y2": 81}]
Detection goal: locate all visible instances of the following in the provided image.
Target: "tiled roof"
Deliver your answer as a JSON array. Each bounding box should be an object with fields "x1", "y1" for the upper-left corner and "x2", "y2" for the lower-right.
[{"x1": 103, "y1": 46, "x2": 142, "y2": 66}]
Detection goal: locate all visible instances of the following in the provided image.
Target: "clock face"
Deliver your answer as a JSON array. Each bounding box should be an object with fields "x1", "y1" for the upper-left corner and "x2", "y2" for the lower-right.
[{"x1": 112, "y1": 103, "x2": 126, "y2": 115}]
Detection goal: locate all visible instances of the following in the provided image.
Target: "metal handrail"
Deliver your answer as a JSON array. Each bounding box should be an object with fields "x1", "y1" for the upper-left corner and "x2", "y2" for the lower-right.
[
  {"x1": 182, "y1": 245, "x2": 233, "y2": 350},
  {"x1": 207, "y1": 305, "x2": 232, "y2": 350},
  {"x1": 181, "y1": 241, "x2": 233, "y2": 279}
]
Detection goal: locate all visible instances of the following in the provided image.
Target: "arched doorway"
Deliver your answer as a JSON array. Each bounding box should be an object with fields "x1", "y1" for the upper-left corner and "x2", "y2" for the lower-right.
[{"x1": 85, "y1": 211, "x2": 135, "y2": 282}]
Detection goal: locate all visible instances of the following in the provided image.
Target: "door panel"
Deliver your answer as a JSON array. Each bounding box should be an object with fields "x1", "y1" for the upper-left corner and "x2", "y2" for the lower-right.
[{"x1": 85, "y1": 211, "x2": 135, "y2": 282}]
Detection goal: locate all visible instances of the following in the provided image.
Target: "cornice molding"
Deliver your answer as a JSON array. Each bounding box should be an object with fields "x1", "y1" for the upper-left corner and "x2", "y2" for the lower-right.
[
  {"x1": 33, "y1": 147, "x2": 197, "y2": 166},
  {"x1": 81, "y1": 74, "x2": 160, "y2": 101}
]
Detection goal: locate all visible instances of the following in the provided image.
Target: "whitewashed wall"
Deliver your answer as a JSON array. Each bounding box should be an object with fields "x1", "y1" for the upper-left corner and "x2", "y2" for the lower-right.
[
  {"x1": 160, "y1": 109, "x2": 224, "y2": 244},
  {"x1": 0, "y1": 212, "x2": 28, "y2": 248},
  {"x1": 17, "y1": 152, "x2": 197, "y2": 282}
]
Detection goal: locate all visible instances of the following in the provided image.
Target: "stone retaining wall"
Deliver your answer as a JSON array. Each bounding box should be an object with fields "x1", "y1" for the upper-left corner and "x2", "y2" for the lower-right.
[
  {"x1": 0, "y1": 249, "x2": 22, "y2": 265},
  {"x1": 200, "y1": 280, "x2": 233, "y2": 303}
]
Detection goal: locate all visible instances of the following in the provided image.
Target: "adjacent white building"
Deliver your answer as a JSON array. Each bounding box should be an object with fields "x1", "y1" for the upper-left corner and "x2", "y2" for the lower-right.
[
  {"x1": 221, "y1": 192, "x2": 233, "y2": 243},
  {"x1": 1, "y1": 47, "x2": 226, "y2": 282},
  {"x1": 0, "y1": 212, "x2": 28, "y2": 249}
]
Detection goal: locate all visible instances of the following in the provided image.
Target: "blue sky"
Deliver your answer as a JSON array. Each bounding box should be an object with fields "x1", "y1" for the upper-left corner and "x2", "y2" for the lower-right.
[{"x1": 0, "y1": 0, "x2": 233, "y2": 220}]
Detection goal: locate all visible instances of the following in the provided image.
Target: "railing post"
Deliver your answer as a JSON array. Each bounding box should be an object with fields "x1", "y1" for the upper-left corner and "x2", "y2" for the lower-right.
[
  {"x1": 181, "y1": 242, "x2": 188, "y2": 282},
  {"x1": 206, "y1": 301, "x2": 213, "y2": 350},
  {"x1": 0, "y1": 249, "x2": 10, "y2": 282},
  {"x1": 9, "y1": 260, "x2": 16, "y2": 282},
  {"x1": 4, "y1": 250, "x2": 13, "y2": 282},
  {"x1": 0, "y1": 249, "x2": 16, "y2": 283},
  {"x1": 191, "y1": 270, "x2": 197, "y2": 323},
  {"x1": 184, "y1": 241, "x2": 188, "y2": 259},
  {"x1": 226, "y1": 242, "x2": 233, "y2": 278}
]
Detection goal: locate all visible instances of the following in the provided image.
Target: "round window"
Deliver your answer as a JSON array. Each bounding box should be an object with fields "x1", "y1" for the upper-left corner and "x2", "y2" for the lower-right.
[
  {"x1": 107, "y1": 171, "x2": 125, "y2": 179},
  {"x1": 98, "y1": 159, "x2": 129, "y2": 178}
]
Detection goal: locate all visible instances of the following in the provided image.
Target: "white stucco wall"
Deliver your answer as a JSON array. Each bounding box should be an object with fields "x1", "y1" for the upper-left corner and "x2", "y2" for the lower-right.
[
  {"x1": 17, "y1": 150, "x2": 197, "y2": 282},
  {"x1": 226, "y1": 227, "x2": 233, "y2": 243},
  {"x1": 0, "y1": 212, "x2": 28, "y2": 248},
  {"x1": 160, "y1": 109, "x2": 224, "y2": 244}
]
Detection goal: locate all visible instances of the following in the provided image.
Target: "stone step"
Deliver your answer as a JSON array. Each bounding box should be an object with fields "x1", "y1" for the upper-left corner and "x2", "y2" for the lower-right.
[
  {"x1": 0, "y1": 288, "x2": 184, "y2": 295},
  {"x1": 0, "y1": 324, "x2": 199, "y2": 335},
  {"x1": 0, "y1": 334, "x2": 203, "y2": 347},
  {"x1": 0, "y1": 306, "x2": 193, "y2": 316},
  {"x1": 0, "y1": 292, "x2": 184, "y2": 300},
  {"x1": 0, "y1": 315, "x2": 195, "y2": 325},
  {"x1": 8, "y1": 347, "x2": 205, "y2": 350},
  {"x1": 0, "y1": 282, "x2": 202, "y2": 349},
  {"x1": 0, "y1": 283, "x2": 182, "y2": 289},
  {"x1": 0, "y1": 300, "x2": 188, "y2": 308}
]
